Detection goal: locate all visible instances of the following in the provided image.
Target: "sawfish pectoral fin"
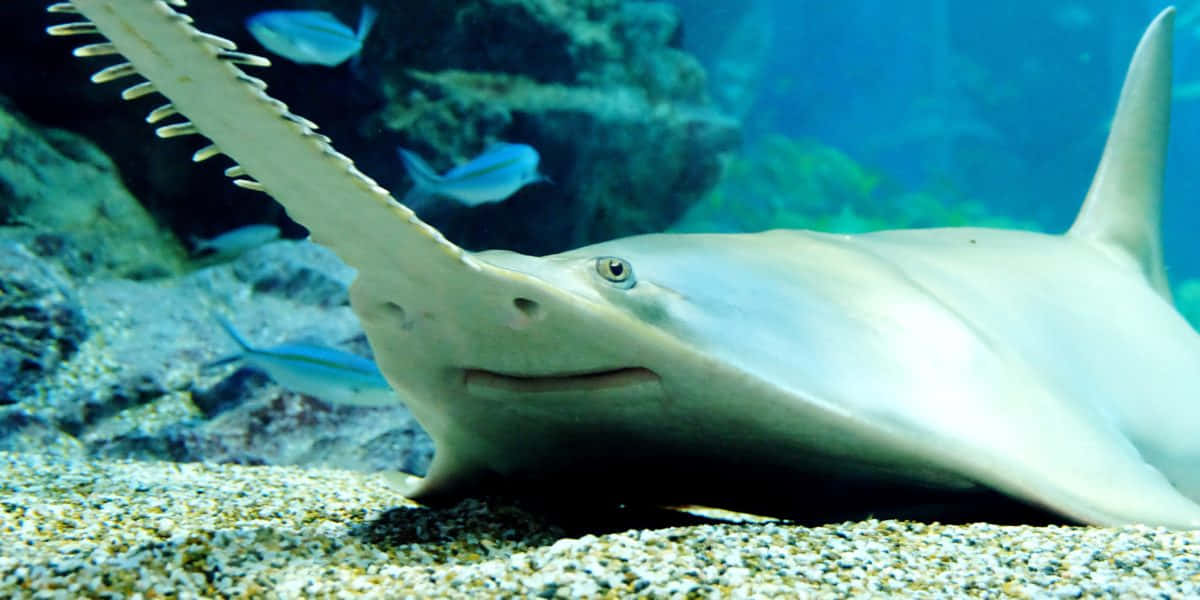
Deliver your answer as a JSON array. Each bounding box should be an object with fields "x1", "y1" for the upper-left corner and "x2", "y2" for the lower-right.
[
  {"x1": 904, "y1": 380, "x2": 1200, "y2": 528},
  {"x1": 379, "y1": 470, "x2": 427, "y2": 498},
  {"x1": 979, "y1": 431, "x2": 1200, "y2": 529}
]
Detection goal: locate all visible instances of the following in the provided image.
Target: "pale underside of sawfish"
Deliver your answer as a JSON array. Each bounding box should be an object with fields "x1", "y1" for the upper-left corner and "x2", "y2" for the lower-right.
[{"x1": 46, "y1": 2, "x2": 1200, "y2": 528}]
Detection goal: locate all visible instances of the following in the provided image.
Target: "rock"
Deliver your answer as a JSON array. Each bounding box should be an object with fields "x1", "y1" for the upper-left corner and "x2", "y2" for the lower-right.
[
  {"x1": 191, "y1": 368, "x2": 270, "y2": 419},
  {"x1": 231, "y1": 241, "x2": 355, "y2": 308},
  {"x1": 0, "y1": 408, "x2": 84, "y2": 457},
  {"x1": 0, "y1": 242, "x2": 88, "y2": 405},
  {"x1": 121, "y1": 393, "x2": 435, "y2": 475},
  {"x1": 0, "y1": 96, "x2": 187, "y2": 279},
  {"x1": 21, "y1": 231, "x2": 100, "y2": 280}
]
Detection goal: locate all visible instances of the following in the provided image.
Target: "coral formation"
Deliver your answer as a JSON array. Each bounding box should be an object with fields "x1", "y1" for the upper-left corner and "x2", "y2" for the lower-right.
[{"x1": 368, "y1": 0, "x2": 740, "y2": 252}]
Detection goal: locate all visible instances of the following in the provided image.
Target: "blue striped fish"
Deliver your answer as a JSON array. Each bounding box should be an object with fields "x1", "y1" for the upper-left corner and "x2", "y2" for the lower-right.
[
  {"x1": 246, "y1": 5, "x2": 378, "y2": 67},
  {"x1": 190, "y1": 224, "x2": 280, "y2": 259},
  {"x1": 398, "y1": 143, "x2": 547, "y2": 209},
  {"x1": 208, "y1": 317, "x2": 400, "y2": 407}
]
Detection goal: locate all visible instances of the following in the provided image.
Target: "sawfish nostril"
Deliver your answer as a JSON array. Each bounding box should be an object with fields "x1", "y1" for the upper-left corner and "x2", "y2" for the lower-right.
[
  {"x1": 513, "y1": 297, "x2": 541, "y2": 319},
  {"x1": 383, "y1": 301, "x2": 406, "y2": 319}
]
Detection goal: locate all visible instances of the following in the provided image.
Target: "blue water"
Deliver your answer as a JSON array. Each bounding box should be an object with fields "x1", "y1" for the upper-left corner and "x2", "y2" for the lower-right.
[{"x1": 673, "y1": 0, "x2": 1200, "y2": 279}]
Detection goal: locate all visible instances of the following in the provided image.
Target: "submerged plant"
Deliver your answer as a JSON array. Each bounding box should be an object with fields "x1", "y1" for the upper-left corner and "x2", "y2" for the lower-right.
[
  {"x1": 1174, "y1": 279, "x2": 1200, "y2": 332},
  {"x1": 672, "y1": 134, "x2": 1037, "y2": 234}
]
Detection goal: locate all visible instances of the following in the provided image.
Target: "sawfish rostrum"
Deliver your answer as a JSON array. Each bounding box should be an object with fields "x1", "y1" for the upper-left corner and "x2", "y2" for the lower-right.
[{"x1": 47, "y1": 3, "x2": 1200, "y2": 528}]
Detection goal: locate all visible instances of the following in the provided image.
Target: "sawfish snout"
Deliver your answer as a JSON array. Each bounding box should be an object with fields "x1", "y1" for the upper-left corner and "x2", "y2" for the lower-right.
[{"x1": 454, "y1": 249, "x2": 669, "y2": 399}]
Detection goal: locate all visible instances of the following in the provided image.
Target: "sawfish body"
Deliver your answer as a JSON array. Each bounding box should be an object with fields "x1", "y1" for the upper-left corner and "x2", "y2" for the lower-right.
[{"x1": 46, "y1": 2, "x2": 1200, "y2": 527}]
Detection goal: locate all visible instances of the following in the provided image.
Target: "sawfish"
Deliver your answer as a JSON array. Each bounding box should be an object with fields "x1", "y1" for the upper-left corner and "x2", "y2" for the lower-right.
[{"x1": 46, "y1": 2, "x2": 1200, "y2": 528}]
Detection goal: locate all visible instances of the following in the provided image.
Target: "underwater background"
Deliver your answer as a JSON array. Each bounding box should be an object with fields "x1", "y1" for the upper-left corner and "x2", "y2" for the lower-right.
[
  {"x1": 674, "y1": 1, "x2": 1200, "y2": 277},
  {"x1": 1, "y1": 0, "x2": 1199, "y2": 473},
  {"x1": 4, "y1": 2, "x2": 1199, "y2": 259},
  {"x1": 9, "y1": 3, "x2": 1200, "y2": 596}
]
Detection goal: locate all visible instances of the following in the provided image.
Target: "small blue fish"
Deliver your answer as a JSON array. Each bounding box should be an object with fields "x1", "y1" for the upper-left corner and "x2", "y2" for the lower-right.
[
  {"x1": 398, "y1": 143, "x2": 547, "y2": 209},
  {"x1": 208, "y1": 317, "x2": 399, "y2": 407},
  {"x1": 190, "y1": 224, "x2": 280, "y2": 259},
  {"x1": 246, "y1": 5, "x2": 378, "y2": 67}
]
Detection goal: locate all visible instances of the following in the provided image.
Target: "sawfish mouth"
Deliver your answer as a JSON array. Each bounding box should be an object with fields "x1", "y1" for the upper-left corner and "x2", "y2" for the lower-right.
[{"x1": 462, "y1": 367, "x2": 660, "y2": 393}]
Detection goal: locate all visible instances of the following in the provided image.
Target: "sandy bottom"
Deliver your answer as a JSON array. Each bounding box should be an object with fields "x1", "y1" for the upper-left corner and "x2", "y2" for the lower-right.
[{"x1": 2, "y1": 452, "x2": 1198, "y2": 598}]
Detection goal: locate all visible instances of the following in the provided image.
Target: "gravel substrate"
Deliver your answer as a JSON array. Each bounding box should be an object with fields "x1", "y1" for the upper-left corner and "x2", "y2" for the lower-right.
[{"x1": 2, "y1": 451, "x2": 1199, "y2": 598}]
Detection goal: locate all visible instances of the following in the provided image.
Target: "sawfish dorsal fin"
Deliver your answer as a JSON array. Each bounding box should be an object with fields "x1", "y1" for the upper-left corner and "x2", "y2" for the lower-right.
[{"x1": 1068, "y1": 7, "x2": 1174, "y2": 300}]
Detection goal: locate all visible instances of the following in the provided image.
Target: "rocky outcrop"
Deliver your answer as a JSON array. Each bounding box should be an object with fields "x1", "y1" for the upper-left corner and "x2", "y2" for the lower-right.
[
  {"x1": 0, "y1": 91, "x2": 429, "y2": 472},
  {"x1": 1, "y1": 239, "x2": 433, "y2": 475},
  {"x1": 0, "y1": 243, "x2": 88, "y2": 405},
  {"x1": 231, "y1": 239, "x2": 356, "y2": 308},
  {"x1": 369, "y1": 0, "x2": 740, "y2": 252},
  {"x1": 0, "y1": 96, "x2": 186, "y2": 279}
]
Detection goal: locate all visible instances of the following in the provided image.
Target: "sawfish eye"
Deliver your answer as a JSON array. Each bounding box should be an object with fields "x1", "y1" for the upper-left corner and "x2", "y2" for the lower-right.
[{"x1": 595, "y1": 256, "x2": 635, "y2": 288}]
